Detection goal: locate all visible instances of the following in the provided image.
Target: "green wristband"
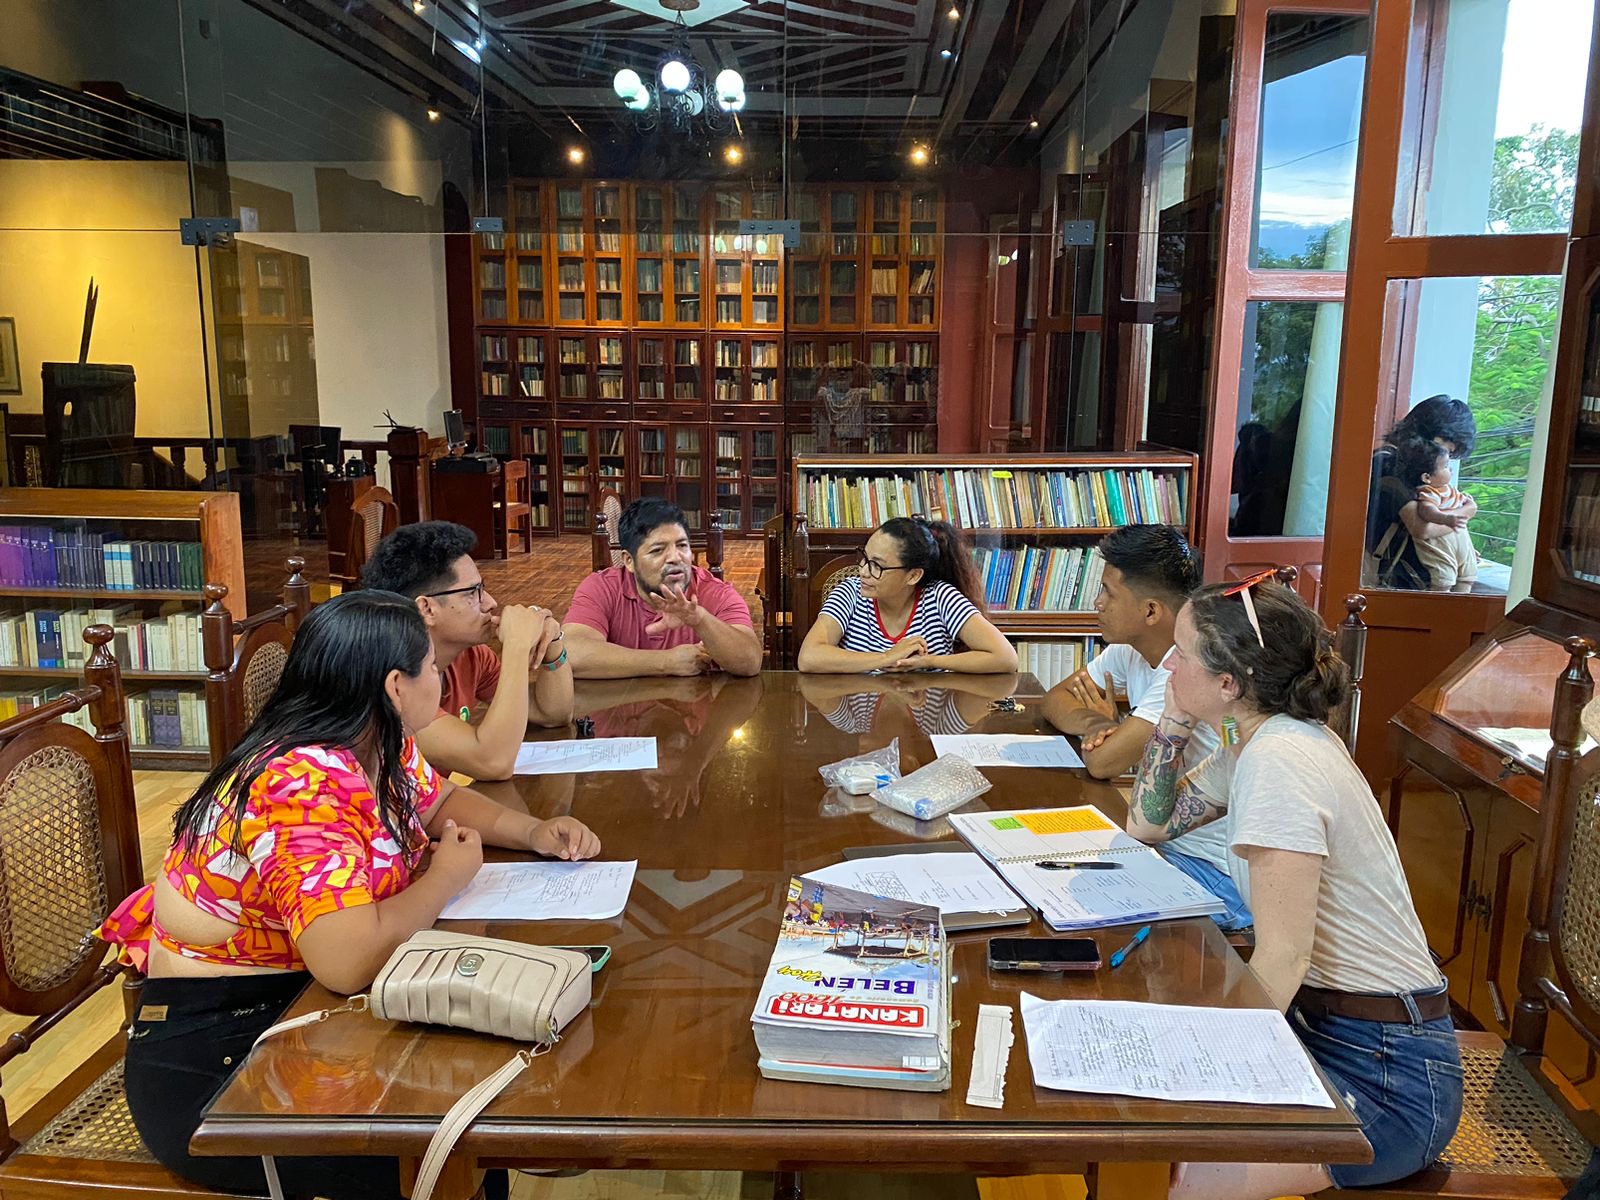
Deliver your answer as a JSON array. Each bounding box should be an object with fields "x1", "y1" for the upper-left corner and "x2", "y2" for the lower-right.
[{"x1": 543, "y1": 646, "x2": 569, "y2": 671}]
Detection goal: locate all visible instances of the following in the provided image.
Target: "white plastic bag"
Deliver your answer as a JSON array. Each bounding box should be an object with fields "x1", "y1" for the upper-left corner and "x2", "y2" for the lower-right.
[{"x1": 872, "y1": 754, "x2": 992, "y2": 821}]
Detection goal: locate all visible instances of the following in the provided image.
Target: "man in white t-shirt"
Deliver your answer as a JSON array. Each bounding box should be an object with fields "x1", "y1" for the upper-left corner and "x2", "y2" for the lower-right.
[{"x1": 1041, "y1": 524, "x2": 1251, "y2": 930}]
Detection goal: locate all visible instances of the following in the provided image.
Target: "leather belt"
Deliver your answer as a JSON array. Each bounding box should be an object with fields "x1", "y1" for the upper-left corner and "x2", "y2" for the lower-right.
[{"x1": 1294, "y1": 983, "x2": 1450, "y2": 1025}]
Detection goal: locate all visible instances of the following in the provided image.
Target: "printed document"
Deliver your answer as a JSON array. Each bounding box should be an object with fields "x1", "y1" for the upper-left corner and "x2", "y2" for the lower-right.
[
  {"x1": 440, "y1": 860, "x2": 638, "y2": 921},
  {"x1": 930, "y1": 734, "x2": 1084, "y2": 769},
  {"x1": 513, "y1": 737, "x2": 657, "y2": 775},
  {"x1": 805, "y1": 853, "x2": 1024, "y2": 914},
  {"x1": 1020, "y1": 994, "x2": 1334, "y2": 1108}
]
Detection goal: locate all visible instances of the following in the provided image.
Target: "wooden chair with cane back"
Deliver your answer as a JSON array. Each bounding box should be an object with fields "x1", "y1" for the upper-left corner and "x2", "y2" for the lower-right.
[
  {"x1": 0, "y1": 626, "x2": 256, "y2": 1199},
  {"x1": 589, "y1": 491, "x2": 727, "y2": 580},
  {"x1": 333, "y1": 485, "x2": 399, "y2": 585},
  {"x1": 1330, "y1": 637, "x2": 1600, "y2": 1199},
  {"x1": 202, "y1": 558, "x2": 311, "y2": 766}
]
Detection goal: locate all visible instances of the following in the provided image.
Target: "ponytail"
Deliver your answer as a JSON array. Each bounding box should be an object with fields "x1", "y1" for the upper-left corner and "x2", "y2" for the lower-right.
[{"x1": 879, "y1": 515, "x2": 986, "y2": 612}]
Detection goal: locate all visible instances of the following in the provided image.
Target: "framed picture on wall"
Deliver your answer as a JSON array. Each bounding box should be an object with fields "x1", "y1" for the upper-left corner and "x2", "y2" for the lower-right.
[{"x1": 0, "y1": 319, "x2": 19, "y2": 394}]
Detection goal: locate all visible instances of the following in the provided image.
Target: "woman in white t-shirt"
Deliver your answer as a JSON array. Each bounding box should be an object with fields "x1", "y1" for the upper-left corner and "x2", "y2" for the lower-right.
[
  {"x1": 797, "y1": 516, "x2": 1017, "y2": 675},
  {"x1": 1125, "y1": 577, "x2": 1461, "y2": 1199}
]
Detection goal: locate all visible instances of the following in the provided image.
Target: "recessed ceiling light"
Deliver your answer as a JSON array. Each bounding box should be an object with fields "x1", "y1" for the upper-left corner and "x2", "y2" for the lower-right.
[
  {"x1": 411, "y1": 0, "x2": 426, "y2": 12},
  {"x1": 910, "y1": 145, "x2": 930, "y2": 166},
  {"x1": 940, "y1": 49, "x2": 953, "y2": 58},
  {"x1": 724, "y1": 143, "x2": 744, "y2": 165},
  {"x1": 426, "y1": 105, "x2": 441, "y2": 122},
  {"x1": 1029, "y1": 119, "x2": 1039, "y2": 129},
  {"x1": 567, "y1": 146, "x2": 586, "y2": 165},
  {"x1": 948, "y1": 4, "x2": 960, "y2": 17}
]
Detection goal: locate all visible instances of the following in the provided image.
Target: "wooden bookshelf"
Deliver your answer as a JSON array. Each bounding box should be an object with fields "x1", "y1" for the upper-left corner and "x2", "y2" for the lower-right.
[
  {"x1": 466, "y1": 180, "x2": 945, "y2": 538},
  {"x1": 791, "y1": 452, "x2": 1198, "y2": 635},
  {"x1": 0, "y1": 488, "x2": 246, "y2": 766}
]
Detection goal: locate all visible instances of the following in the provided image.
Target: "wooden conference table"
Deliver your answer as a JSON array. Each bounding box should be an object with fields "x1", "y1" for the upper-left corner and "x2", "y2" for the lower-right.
[{"x1": 193, "y1": 671, "x2": 1368, "y2": 1197}]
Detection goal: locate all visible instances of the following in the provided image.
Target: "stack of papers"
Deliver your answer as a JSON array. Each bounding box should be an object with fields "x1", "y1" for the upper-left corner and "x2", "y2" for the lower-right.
[
  {"x1": 439, "y1": 861, "x2": 638, "y2": 921},
  {"x1": 1020, "y1": 994, "x2": 1333, "y2": 1108},
  {"x1": 948, "y1": 806, "x2": 1225, "y2": 931}
]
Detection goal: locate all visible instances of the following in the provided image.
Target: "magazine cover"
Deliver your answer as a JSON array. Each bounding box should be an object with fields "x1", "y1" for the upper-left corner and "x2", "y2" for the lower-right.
[{"x1": 751, "y1": 875, "x2": 946, "y2": 1067}]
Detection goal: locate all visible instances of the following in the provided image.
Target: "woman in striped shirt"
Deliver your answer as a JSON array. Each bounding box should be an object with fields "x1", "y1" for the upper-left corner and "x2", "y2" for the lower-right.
[{"x1": 798, "y1": 515, "x2": 1018, "y2": 674}]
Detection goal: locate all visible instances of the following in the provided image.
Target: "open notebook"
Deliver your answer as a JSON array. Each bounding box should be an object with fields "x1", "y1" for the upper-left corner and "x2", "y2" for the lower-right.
[{"x1": 947, "y1": 806, "x2": 1226, "y2": 931}]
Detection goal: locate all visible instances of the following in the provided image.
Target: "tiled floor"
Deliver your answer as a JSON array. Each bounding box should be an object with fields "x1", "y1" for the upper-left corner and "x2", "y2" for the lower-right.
[{"x1": 245, "y1": 534, "x2": 768, "y2": 629}]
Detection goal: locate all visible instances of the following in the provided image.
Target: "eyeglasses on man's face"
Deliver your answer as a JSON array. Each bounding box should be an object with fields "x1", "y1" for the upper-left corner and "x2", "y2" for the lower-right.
[
  {"x1": 855, "y1": 551, "x2": 913, "y2": 580},
  {"x1": 425, "y1": 580, "x2": 486, "y2": 607}
]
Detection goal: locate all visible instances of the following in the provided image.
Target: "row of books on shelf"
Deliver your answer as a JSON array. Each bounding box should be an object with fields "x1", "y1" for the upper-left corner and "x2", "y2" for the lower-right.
[
  {"x1": 1016, "y1": 637, "x2": 1103, "y2": 690},
  {"x1": 1, "y1": 608, "x2": 205, "y2": 673},
  {"x1": 0, "y1": 683, "x2": 209, "y2": 750},
  {"x1": 977, "y1": 545, "x2": 1105, "y2": 615},
  {"x1": 800, "y1": 467, "x2": 1189, "y2": 531},
  {"x1": 714, "y1": 381, "x2": 778, "y2": 402},
  {"x1": 0, "y1": 528, "x2": 206, "y2": 592}
]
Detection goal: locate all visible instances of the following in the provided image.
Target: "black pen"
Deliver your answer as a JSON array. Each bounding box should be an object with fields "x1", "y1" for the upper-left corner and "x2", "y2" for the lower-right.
[{"x1": 1036, "y1": 860, "x2": 1122, "y2": 870}]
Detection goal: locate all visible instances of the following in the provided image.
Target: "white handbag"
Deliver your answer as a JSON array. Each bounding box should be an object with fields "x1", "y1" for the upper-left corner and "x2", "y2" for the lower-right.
[{"x1": 253, "y1": 932, "x2": 592, "y2": 1200}]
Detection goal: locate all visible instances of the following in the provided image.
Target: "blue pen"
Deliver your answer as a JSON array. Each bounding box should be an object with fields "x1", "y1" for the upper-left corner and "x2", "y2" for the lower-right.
[{"x1": 1109, "y1": 924, "x2": 1152, "y2": 969}]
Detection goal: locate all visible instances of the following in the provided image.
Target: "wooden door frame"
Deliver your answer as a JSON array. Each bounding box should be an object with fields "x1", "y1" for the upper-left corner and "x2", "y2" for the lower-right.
[
  {"x1": 1200, "y1": 0, "x2": 1372, "y2": 599},
  {"x1": 1322, "y1": 0, "x2": 1583, "y2": 777}
]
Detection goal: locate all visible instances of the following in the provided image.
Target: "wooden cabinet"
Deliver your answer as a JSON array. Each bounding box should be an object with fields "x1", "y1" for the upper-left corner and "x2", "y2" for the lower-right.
[{"x1": 0, "y1": 488, "x2": 245, "y2": 768}]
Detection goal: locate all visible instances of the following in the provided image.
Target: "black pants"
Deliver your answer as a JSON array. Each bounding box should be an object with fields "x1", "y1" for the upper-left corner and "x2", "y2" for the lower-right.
[{"x1": 124, "y1": 975, "x2": 510, "y2": 1200}]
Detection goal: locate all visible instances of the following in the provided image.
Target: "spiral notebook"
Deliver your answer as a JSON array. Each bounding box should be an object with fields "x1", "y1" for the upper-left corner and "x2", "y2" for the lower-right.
[{"x1": 946, "y1": 806, "x2": 1226, "y2": 931}]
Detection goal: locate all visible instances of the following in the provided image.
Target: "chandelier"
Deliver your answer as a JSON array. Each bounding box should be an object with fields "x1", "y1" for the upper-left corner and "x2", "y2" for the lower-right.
[{"x1": 612, "y1": 0, "x2": 746, "y2": 133}]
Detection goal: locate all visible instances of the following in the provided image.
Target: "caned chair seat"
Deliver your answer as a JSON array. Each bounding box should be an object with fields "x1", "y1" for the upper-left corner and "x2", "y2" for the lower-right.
[
  {"x1": 0, "y1": 1036, "x2": 258, "y2": 1199},
  {"x1": 1335, "y1": 1031, "x2": 1592, "y2": 1199}
]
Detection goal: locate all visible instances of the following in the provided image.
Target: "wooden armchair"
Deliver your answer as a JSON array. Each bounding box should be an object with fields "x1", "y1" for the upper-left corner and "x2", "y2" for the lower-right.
[
  {"x1": 494, "y1": 459, "x2": 533, "y2": 558},
  {"x1": 336, "y1": 485, "x2": 398, "y2": 585},
  {"x1": 590, "y1": 491, "x2": 727, "y2": 580},
  {"x1": 1338, "y1": 636, "x2": 1600, "y2": 1198},
  {"x1": 0, "y1": 626, "x2": 250, "y2": 1197},
  {"x1": 202, "y1": 558, "x2": 311, "y2": 765}
]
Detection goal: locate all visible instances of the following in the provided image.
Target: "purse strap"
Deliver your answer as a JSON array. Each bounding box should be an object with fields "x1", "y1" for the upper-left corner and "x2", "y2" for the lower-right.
[{"x1": 251, "y1": 996, "x2": 554, "y2": 1200}]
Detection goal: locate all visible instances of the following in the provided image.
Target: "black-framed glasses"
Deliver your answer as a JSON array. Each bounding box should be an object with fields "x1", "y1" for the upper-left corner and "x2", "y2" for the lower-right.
[
  {"x1": 855, "y1": 550, "x2": 913, "y2": 580},
  {"x1": 425, "y1": 581, "x2": 485, "y2": 607}
]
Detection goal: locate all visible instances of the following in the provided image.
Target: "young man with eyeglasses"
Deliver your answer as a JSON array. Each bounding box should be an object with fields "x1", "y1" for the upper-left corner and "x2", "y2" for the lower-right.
[
  {"x1": 362, "y1": 521, "x2": 571, "y2": 780},
  {"x1": 563, "y1": 498, "x2": 761, "y2": 679}
]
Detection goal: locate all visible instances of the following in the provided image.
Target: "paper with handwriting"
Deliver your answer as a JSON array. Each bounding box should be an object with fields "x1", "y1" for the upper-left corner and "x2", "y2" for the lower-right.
[{"x1": 513, "y1": 737, "x2": 657, "y2": 775}]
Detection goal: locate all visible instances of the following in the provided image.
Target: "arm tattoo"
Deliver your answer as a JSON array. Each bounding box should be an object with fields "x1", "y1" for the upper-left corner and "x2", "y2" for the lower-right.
[
  {"x1": 1132, "y1": 726, "x2": 1189, "y2": 826},
  {"x1": 1166, "y1": 790, "x2": 1221, "y2": 839}
]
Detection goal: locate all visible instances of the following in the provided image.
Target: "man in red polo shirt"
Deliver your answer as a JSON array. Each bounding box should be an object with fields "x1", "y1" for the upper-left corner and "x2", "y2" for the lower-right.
[{"x1": 564, "y1": 498, "x2": 761, "y2": 679}]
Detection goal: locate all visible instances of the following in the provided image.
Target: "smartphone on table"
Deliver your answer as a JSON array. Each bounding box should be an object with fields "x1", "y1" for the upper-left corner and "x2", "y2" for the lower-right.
[
  {"x1": 987, "y1": 937, "x2": 1101, "y2": 972},
  {"x1": 554, "y1": 945, "x2": 612, "y2": 972}
]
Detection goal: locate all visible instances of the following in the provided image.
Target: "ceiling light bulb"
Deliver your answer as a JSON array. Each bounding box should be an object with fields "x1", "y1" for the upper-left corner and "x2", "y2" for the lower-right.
[
  {"x1": 426, "y1": 105, "x2": 441, "y2": 122},
  {"x1": 660, "y1": 59, "x2": 691, "y2": 93},
  {"x1": 613, "y1": 68, "x2": 644, "y2": 100},
  {"x1": 947, "y1": 4, "x2": 960, "y2": 17},
  {"x1": 567, "y1": 146, "x2": 586, "y2": 165},
  {"x1": 715, "y1": 69, "x2": 744, "y2": 103},
  {"x1": 940, "y1": 48, "x2": 953, "y2": 58},
  {"x1": 412, "y1": 0, "x2": 426, "y2": 13},
  {"x1": 624, "y1": 89, "x2": 651, "y2": 112},
  {"x1": 1030, "y1": 118, "x2": 1039, "y2": 128},
  {"x1": 724, "y1": 143, "x2": 744, "y2": 165},
  {"x1": 910, "y1": 145, "x2": 930, "y2": 165}
]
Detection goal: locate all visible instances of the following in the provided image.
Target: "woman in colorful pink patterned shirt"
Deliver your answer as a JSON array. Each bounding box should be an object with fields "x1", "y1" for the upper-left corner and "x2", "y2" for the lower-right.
[{"x1": 104, "y1": 590, "x2": 599, "y2": 1199}]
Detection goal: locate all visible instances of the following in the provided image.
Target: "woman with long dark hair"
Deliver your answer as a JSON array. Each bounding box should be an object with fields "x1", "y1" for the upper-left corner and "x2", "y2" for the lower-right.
[
  {"x1": 1366, "y1": 394, "x2": 1477, "y2": 588},
  {"x1": 1125, "y1": 578, "x2": 1460, "y2": 1198},
  {"x1": 797, "y1": 515, "x2": 1018, "y2": 674},
  {"x1": 102, "y1": 590, "x2": 600, "y2": 1199}
]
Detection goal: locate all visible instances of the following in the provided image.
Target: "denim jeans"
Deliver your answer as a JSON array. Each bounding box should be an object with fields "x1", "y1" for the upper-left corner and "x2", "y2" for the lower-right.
[
  {"x1": 1287, "y1": 987, "x2": 1464, "y2": 1188},
  {"x1": 1157, "y1": 846, "x2": 1254, "y2": 932}
]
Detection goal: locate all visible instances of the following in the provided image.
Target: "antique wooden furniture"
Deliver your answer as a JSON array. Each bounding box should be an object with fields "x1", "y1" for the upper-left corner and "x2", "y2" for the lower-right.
[
  {"x1": 1349, "y1": 639, "x2": 1600, "y2": 1198},
  {"x1": 323, "y1": 474, "x2": 375, "y2": 582},
  {"x1": 1329, "y1": 593, "x2": 1368, "y2": 754},
  {"x1": 755, "y1": 514, "x2": 795, "y2": 667},
  {"x1": 468, "y1": 183, "x2": 945, "y2": 540},
  {"x1": 331, "y1": 486, "x2": 399, "y2": 586},
  {"x1": 287, "y1": 424, "x2": 341, "y2": 537},
  {"x1": 195, "y1": 672, "x2": 1368, "y2": 1199},
  {"x1": 201, "y1": 558, "x2": 311, "y2": 765},
  {"x1": 495, "y1": 459, "x2": 534, "y2": 558},
  {"x1": 429, "y1": 467, "x2": 503, "y2": 563},
  {"x1": 0, "y1": 625, "x2": 253, "y2": 1198},
  {"x1": 0, "y1": 487, "x2": 246, "y2": 769}
]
